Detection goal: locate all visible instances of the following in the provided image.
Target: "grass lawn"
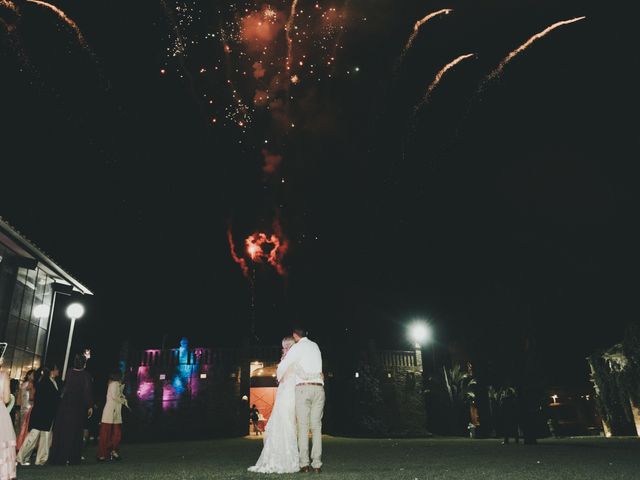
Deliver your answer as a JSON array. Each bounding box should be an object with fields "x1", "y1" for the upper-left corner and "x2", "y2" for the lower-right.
[{"x1": 18, "y1": 435, "x2": 640, "y2": 480}]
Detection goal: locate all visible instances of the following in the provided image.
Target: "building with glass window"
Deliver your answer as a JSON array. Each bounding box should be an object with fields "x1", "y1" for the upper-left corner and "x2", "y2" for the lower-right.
[{"x1": 0, "y1": 217, "x2": 92, "y2": 379}]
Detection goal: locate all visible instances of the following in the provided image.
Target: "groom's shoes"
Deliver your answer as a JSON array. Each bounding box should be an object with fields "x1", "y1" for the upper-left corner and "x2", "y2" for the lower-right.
[{"x1": 299, "y1": 466, "x2": 311, "y2": 473}]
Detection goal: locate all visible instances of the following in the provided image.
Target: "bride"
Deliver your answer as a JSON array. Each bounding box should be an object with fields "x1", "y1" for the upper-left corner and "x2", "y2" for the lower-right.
[{"x1": 248, "y1": 336, "x2": 299, "y2": 474}]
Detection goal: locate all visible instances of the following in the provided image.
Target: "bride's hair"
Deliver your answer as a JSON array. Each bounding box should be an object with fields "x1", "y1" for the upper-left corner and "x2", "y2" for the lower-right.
[
  {"x1": 281, "y1": 336, "x2": 295, "y2": 358},
  {"x1": 282, "y1": 336, "x2": 295, "y2": 350}
]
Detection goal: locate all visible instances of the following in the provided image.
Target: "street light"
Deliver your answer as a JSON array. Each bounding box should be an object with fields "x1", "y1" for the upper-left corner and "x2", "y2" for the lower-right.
[
  {"x1": 409, "y1": 321, "x2": 433, "y2": 348},
  {"x1": 408, "y1": 321, "x2": 435, "y2": 373},
  {"x1": 62, "y1": 302, "x2": 85, "y2": 381},
  {"x1": 33, "y1": 304, "x2": 50, "y2": 321}
]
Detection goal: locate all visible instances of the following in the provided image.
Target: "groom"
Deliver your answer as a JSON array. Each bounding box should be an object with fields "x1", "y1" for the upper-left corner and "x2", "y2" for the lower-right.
[{"x1": 276, "y1": 327, "x2": 325, "y2": 473}]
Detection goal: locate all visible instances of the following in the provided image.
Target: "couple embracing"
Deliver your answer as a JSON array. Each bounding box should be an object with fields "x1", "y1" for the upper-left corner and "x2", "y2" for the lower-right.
[{"x1": 249, "y1": 327, "x2": 325, "y2": 474}]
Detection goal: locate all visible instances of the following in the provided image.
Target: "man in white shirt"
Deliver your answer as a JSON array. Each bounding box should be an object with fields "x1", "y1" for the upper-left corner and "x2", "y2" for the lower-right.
[{"x1": 276, "y1": 327, "x2": 325, "y2": 473}]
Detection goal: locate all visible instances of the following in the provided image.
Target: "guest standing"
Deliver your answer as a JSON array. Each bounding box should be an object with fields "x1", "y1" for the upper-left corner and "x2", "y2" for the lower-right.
[
  {"x1": 15, "y1": 370, "x2": 36, "y2": 450},
  {"x1": 250, "y1": 405, "x2": 260, "y2": 435},
  {"x1": 501, "y1": 389, "x2": 520, "y2": 444},
  {"x1": 0, "y1": 360, "x2": 16, "y2": 480},
  {"x1": 16, "y1": 365, "x2": 60, "y2": 466},
  {"x1": 97, "y1": 371, "x2": 128, "y2": 461},
  {"x1": 16, "y1": 370, "x2": 35, "y2": 430},
  {"x1": 49, "y1": 354, "x2": 93, "y2": 465}
]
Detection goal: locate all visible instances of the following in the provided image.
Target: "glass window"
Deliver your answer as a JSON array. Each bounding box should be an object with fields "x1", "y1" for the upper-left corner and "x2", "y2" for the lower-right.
[
  {"x1": 0, "y1": 247, "x2": 17, "y2": 339},
  {"x1": 3, "y1": 346, "x2": 14, "y2": 371},
  {"x1": 38, "y1": 274, "x2": 53, "y2": 328},
  {"x1": 34, "y1": 268, "x2": 47, "y2": 304},
  {"x1": 4, "y1": 315, "x2": 18, "y2": 347},
  {"x1": 10, "y1": 280, "x2": 24, "y2": 317},
  {"x1": 38, "y1": 310, "x2": 50, "y2": 329},
  {"x1": 20, "y1": 269, "x2": 37, "y2": 322},
  {"x1": 21, "y1": 351, "x2": 34, "y2": 373},
  {"x1": 36, "y1": 327, "x2": 47, "y2": 357},
  {"x1": 26, "y1": 323, "x2": 38, "y2": 353},
  {"x1": 15, "y1": 318, "x2": 28, "y2": 350},
  {"x1": 10, "y1": 349, "x2": 23, "y2": 379}
]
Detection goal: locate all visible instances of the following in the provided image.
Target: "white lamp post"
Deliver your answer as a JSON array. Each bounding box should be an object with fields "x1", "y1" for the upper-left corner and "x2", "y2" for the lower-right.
[
  {"x1": 62, "y1": 303, "x2": 85, "y2": 380},
  {"x1": 409, "y1": 321, "x2": 433, "y2": 349},
  {"x1": 408, "y1": 321, "x2": 434, "y2": 371}
]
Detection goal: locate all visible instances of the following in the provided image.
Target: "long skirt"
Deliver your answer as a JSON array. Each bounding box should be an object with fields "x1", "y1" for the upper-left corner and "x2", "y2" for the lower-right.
[
  {"x1": 15, "y1": 408, "x2": 31, "y2": 451},
  {"x1": 0, "y1": 404, "x2": 16, "y2": 480},
  {"x1": 49, "y1": 405, "x2": 85, "y2": 465}
]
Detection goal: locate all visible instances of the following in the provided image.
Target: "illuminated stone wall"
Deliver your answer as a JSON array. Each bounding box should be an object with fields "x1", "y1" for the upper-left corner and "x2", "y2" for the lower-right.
[{"x1": 125, "y1": 341, "x2": 427, "y2": 439}]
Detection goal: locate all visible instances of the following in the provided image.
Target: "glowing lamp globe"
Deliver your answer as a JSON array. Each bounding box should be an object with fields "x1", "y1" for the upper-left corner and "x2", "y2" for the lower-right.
[
  {"x1": 409, "y1": 322, "x2": 432, "y2": 347},
  {"x1": 66, "y1": 303, "x2": 85, "y2": 319},
  {"x1": 33, "y1": 304, "x2": 50, "y2": 319}
]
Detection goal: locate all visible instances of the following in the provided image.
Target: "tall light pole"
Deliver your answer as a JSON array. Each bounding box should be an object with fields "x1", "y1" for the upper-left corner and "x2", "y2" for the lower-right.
[
  {"x1": 62, "y1": 303, "x2": 85, "y2": 381},
  {"x1": 408, "y1": 321, "x2": 434, "y2": 370}
]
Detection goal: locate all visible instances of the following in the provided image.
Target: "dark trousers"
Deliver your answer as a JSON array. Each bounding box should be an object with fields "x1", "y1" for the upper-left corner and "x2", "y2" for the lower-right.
[{"x1": 503, "y1": 418, "x2": 519, "y2": 443}]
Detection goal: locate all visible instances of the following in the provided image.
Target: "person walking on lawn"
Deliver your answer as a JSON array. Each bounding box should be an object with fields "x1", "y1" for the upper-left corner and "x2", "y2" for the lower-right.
[
  {"x1": 97, "y1": 371, "x2": 129, "y2": 461},
  {"x1": 16, "y1": 365, "x2": 61, "y2": 466}
]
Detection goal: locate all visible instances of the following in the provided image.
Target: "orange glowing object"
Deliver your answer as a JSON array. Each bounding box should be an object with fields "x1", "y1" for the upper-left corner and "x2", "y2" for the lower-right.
[{"x1": 487, "y1": 16, "x2": 586, "y2": 82}]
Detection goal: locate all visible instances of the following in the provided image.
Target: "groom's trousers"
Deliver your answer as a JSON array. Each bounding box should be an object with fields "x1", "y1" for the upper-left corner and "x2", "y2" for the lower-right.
[{"x1": 295, "y1": 384, "x2": 325, "y2": 469}]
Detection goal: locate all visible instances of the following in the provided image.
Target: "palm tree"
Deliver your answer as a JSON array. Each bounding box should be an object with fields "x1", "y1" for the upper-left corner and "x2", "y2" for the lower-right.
[
  {"x1": 443, "y1": 365, "x2": 477, "y2": 434},
  {"x1": 444, "y1": 364, "x2": 477, "y2": 404}
]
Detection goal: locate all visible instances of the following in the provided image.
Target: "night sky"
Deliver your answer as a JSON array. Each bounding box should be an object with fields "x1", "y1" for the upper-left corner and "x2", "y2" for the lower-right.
[{"x1": 1, "y1": 0, "x2": 638, "y2": 386}]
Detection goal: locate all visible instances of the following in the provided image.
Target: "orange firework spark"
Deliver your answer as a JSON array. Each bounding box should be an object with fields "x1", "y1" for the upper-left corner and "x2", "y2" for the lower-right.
[
  {"x1": 402, "y1": 9, "x2": 453, "y2": 58},
  {"x1": 0, "y1": 0, "x2": 17, "y2": 17},
  {"x1": 416, "y1": 53, "x2": 475, "y2": 111},
  {"x1": 26, "y1": 0, "x2": 88, "y2": 49},
  {"x1": 487, "y1": 16, "x2": 586, "y2": 81},
  {"x1": 0, "y1": 0, "x2": 18, "y2": 31},
  {"x1": 228, "y1": 228, "x2": 249, "y2": 278}
]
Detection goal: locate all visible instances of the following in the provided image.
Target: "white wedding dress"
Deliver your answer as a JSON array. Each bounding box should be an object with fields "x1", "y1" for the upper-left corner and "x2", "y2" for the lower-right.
[{"x1": 248, "y1": 365, "x2": 299, "y2": 473}]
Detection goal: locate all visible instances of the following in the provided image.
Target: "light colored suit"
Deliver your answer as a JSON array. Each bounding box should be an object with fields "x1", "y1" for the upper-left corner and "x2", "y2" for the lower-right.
[
  {"x1": 101, "y1": 381, "x2": 128, "y2": 424},
  {"x1": 276, "y1": 337, "x2": 325, "y2": 469}
]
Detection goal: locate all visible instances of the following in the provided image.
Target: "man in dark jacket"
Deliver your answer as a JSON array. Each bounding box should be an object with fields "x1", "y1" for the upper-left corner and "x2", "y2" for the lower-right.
[
  {"x1": 250, "y1": 404, "x2": 261, "y2": 435},
  {"x1": 16, "y1": 365, "x2": 61, "y2": 465},
  {"x1": 501, "y1": 388, "x2": 520, "y2": 444}
]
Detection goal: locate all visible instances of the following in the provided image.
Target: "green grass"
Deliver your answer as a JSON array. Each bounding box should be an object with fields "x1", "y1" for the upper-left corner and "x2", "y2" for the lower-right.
[{"x1": 18, "y1": 436, "x2": 640, "y2": 480}]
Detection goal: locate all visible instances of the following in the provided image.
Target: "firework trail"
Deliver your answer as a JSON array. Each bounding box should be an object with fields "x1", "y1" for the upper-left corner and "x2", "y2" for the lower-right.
[
  {"x1": 26, "y1": 0, "x2": 88, "y2": 50},
  {"x1": 0, "y1": 0, "x2": 18, "y2": 21},
  {"x1": 486, "y1": 16, "x2": 586, "y2": 83},
  {"x1": 397, "y1": 8, "x2": 452, "y2": 71},
  {"x1": 415, "y1": 53, "x2": 475, "y2": 112},
  {"x1": 285, "y1": 0, "x2": 299, "y2": 77}
]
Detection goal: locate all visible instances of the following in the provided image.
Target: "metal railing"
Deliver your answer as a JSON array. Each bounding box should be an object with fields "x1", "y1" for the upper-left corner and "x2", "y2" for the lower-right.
[
  {"x1": 135, "y1": 347, "x2": 417, "y2": 369},
  {"x1": 136, "y1": 346, "x2": 281, "y2": 367}
]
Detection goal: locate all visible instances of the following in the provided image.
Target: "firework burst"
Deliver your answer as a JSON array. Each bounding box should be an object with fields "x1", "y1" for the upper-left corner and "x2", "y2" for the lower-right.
[{"x1": 228, "y1": 225, "x2": 288, "y2": 278}]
